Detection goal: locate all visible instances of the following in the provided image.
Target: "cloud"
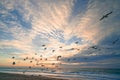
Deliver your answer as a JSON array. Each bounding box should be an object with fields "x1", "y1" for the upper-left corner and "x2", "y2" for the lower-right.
[{"x1": 0, "y1": 0, "x2": 120, "y2": 68}]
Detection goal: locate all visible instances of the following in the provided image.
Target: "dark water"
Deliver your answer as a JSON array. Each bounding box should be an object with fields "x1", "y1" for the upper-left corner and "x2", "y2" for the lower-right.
[{"x1": 0, "y1": 67, "x2": 120, "y2": 80}]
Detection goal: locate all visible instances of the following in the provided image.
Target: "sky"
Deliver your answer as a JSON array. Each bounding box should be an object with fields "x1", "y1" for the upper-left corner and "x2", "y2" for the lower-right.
[{"x1": 0, "y1": 0, "x2": 120, "y2": 69}]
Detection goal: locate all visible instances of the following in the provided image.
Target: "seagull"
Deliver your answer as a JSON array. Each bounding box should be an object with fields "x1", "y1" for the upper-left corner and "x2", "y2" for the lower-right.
[
  {"x1": 26, "y1": 57, "x2": 28, "y2": 59},
  {"x1": 112, "y1": 38, "x2": 119, "y2": 44},
  {"x1": 52, "y1": 63, "x2": 55, "y2": 65},
  {"x1": 12, "y1": 56, "x2": 15, "y2": 59},
  {"x1": 52, "y1": 50, "x2": 55, "y2": 53},
  {"x1": 42, "y1": 45, "x2": 45, "y2": 47},
  {"x1": 67, "y1": 59, "x2": 70, "y2": 61},
  {"x1": 12, "y1": 62, "x2": 16, "y2": 65},
  {"x1": 59, "y1": 46, "x2": 62, "y2": 48},
  {"x1": 40, "y1": 58, "x2": 42, "y2": 60},
  {"x1": 32, "y1": 57, "x2": 34, "y2": 59},
  {"x1": 23, "y1": 59, "x2": 26, "y2": 61},
  {"x1": 44, "y1": 48, "x2": 47, "y2": 50},
  {"x1": 29, "y1": 66, "x2": 31, "y2": 69},
  {"x1": 40, "y1": 55, "x2": 42, "y2": 57},
  {"x1": 45, "y1": 58, "x2": 47, "y2": 61},
  {"x1": 73, "y1": 58, "x2": 76, "y2": 60},
  {"x1": 35, "y1": 53, "x2": 37, "y2": 55},
  {"x1": 100, "y1": 11, "x2": 113, "y2": 21},
  {"x1": 30, "y1": 61, "x2": 32, "y2": 63},
  {"x1": 57, "y1": 56, "x2": 61, "y2": 60},
  {"x1": 89, "y1": 46, "x2": 98, "y2": 49},
  {"x1": 75, "y1": 41, "x2": 79, "y2": 44}
]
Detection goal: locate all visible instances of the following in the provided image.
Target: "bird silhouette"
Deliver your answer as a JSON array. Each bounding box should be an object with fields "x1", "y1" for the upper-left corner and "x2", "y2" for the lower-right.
[
  {"x1": 30, "y1": 61, "x2": 32, "y2": 63},
  {"x1": 59, "y1": 46, "x2": 62, "y2": 48},
  {"x1": 57, "y1": 56, "x2": 61, "y2": 60},
  {"x1": 12, "y1": 56, "x2": 15, "y2": 59},
  {"x1": 35, "y1": 53, "x2": 37, "y2": 55},
  {"x1": 26, "y1": 57, "x2": 28, "y2": 59},
  {"x1": 23, "y1": 59, "x2": 26, "y2": 61},
  {"x1": 32, "y1": 57, "x2": 34, "y2": 59},
  {"x1": 42, "y1": 45, "x2": 45, "y2": 47},
  {"x1": 44, "y1": 48, "x2": 47, "y2": 50},
  {"x1": 52, "y1": 63, "x2": 55, "y2": 65},
  {"x1": 52, "y1": 50, "x2": 55, "y2": 52},
  {"x1": 12, "y1": 62, "x2": 16, "y2": 65},
  {"x1": 100, "y1": 11, "x2": 113, "y2": 21},
  {"x1": 45, "y1": 58, "x2": 47, "y2": 61},
  {"x1": 29, "y1": 66, "x2": 31, "y2": 69},
  {"x1": 89, "y1": 46, "x2": 98, "y2": 49},
  {"x1": 67, "y1": 59, "x2": 70, "y2": 61},
  {"x1": 75, "y1": 41, "x2": 79, "y2": 44},
  {"x1": 112, "y1": 38, "x2": 119, "y2": 44}
]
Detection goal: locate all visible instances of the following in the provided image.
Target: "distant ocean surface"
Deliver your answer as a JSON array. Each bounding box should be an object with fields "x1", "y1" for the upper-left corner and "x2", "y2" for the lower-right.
[{"x1": 0, "y1": 67, "x2": 120, "y2": 80}]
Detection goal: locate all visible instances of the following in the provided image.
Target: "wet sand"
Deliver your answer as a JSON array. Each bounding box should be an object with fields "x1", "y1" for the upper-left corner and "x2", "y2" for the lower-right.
[{"x1": 0, "y1": 72, "x2": 68, "y2": 80}]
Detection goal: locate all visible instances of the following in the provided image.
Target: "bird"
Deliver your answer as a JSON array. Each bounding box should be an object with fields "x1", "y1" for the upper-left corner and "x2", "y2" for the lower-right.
[
  {"x1": 59, "y1": 46, "x2": 62, "y2": 48},
  {"x1": 26, "y1": 57, "x2": 28, "y2": 59},
  {"x1": 67, "y1": 59, "x2": 70, "y2": 61},
  {"x1": 89, "y1": 46, "x2": 98, "y2": 49},
  {"x1": 12, "y1": 56, "x2": 15, "y2": 59},
  {"x1": 57, "y1": 56, "x2": 61, "y2": 60},
  {"x1": 32, "y1": 57, "x2": 34, "y2": 59},
  {"x1": 23, "y1": 59, "x2": 26, "y2": 61},
  {"x1": 42, "y1": 45, "x2": 45, "y2": 47},
  {"x1": 30, "y1": 61, "x2": 32, "y2": 63},
  {"x1": 73, "y1": 58, "x2": 76, "y2": 60},
  {"x1": 100, "y1": 11, "x2": 113, "y2": 21},
  {"x1": 41, "y1": 65, "x2": 44, "y2": 67},
  {"x1": 75, "y1": 41, "x2": 79, "y2": 44},
  {"x1": 112, "y1": 38, "x2": 119, "y2": 44},
  {"x1": 44, "y1": 48, "x2": 47, "y2": 50},
  {"x1": 52, "y1": 50, "x2": 55, "y2": 53},
  {"x1": 40, "y1": 55, "x2": 42, "y2": 57},
  {"x1": 45, "y1": 58, "x2": 47, "y2": 61},
  {"x1": 52, "y1": 63, "x2": 55, "y2": 65},
  {"x1": 12, "y1": 62, "x2": 16, "y2": 65},
  {"x1": 29, "y1": 66, "x2": 31, "y2": 69},
  {"x1": 40, "y1": 58, "x2": 42, "y2": 60}
]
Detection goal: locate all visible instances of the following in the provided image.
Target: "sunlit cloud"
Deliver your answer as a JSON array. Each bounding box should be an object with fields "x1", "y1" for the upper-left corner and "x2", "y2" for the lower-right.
[{"x1": 0, "y1": 0, "x2": 120, "y2": 68}]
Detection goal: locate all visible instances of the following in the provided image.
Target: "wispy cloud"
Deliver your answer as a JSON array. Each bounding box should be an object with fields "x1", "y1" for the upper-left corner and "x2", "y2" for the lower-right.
[{"x1": 0, "y1": 0, "x2": 120, "y2": 68}]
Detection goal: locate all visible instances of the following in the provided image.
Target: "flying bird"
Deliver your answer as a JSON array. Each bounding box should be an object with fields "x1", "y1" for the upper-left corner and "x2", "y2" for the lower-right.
[
  {"x1": 26, "y1": 57, "x2": 28, "y2": 59},
  {"x1": 52, "y1": 63, "x2": 55, "y2": 65},
  {"x1": 57, "y1": 56, "x2": 61, "y2": 60},
  {"x1": 42, "y1": 45, "x2": 45, "y2": 47},
  {"x1": 12, "y1": 62, "x2": 16, "y2": 65},
  {"x1": 67, "y1": 59, "x2": 70, "y2": 61},
  {"x1": 29, "y1": 66, "x2": 31, "y2": 69},
  {"x1": 112, "y1": 38, "x2": 119, "y2": 44},
  {"x1": 59, "y1": 46, "x2": 62, "y2": 48},
  {"x1": 23, "y1": 59, "x2": 26, "y2": 61},
  {"x1": 44, "y1": 48, "x2": 47, "y2": 50},
  {"x1": 75, "y1": 41, "x2": 79, "y2": 44},
  {"x1": 89, "y1": 46, "x2": 98, "y2": 49},
  {"x1": 100, "y1": 11, "x2": 113, "y2": 21},
  {"x1": 30, "y1": 61, "x2": 32, "y2": 63},
  {"x1": 45, "y1": 58, "x2": 47, "y2": 61},
  {"x1": 52, "y1": 50, "x2": 55, "y2": 53},
  {"x1": 12, "y1": 56, "x2": 15, "y2": 59}
]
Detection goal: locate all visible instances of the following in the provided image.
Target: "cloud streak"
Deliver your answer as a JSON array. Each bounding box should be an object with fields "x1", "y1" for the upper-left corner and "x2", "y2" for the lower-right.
[{"x1": 0, "y1": 0, "x2": 120, "y2": 68}]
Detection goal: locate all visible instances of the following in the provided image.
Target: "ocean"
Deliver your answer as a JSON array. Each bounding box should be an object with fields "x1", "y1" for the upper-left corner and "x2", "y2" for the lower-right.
[{"x1": 0, "y1": 67, "x2": 120, "y2": 80}]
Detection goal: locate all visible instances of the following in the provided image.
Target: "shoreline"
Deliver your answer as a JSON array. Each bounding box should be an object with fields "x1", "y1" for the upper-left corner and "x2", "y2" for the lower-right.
[{"x1": 0, "y1": 72, "x2": 69, "y2": 80}]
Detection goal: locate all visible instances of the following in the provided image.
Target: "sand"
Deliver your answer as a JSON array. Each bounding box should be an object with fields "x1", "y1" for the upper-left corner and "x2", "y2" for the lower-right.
[{"x1": 0, "y1": 72, "x2": 68, "y2": 80}]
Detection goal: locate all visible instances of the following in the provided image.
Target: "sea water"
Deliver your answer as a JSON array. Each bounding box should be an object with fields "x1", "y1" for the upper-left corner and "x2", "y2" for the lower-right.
[{"x1": 0, "y1": 67, "x2": 120, "y2": 80}]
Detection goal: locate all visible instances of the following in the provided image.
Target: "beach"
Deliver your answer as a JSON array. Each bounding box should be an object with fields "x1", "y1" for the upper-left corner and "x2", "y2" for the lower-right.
[{"x1": 0, "y1": 72, "x2": 68, "y2": 80}]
